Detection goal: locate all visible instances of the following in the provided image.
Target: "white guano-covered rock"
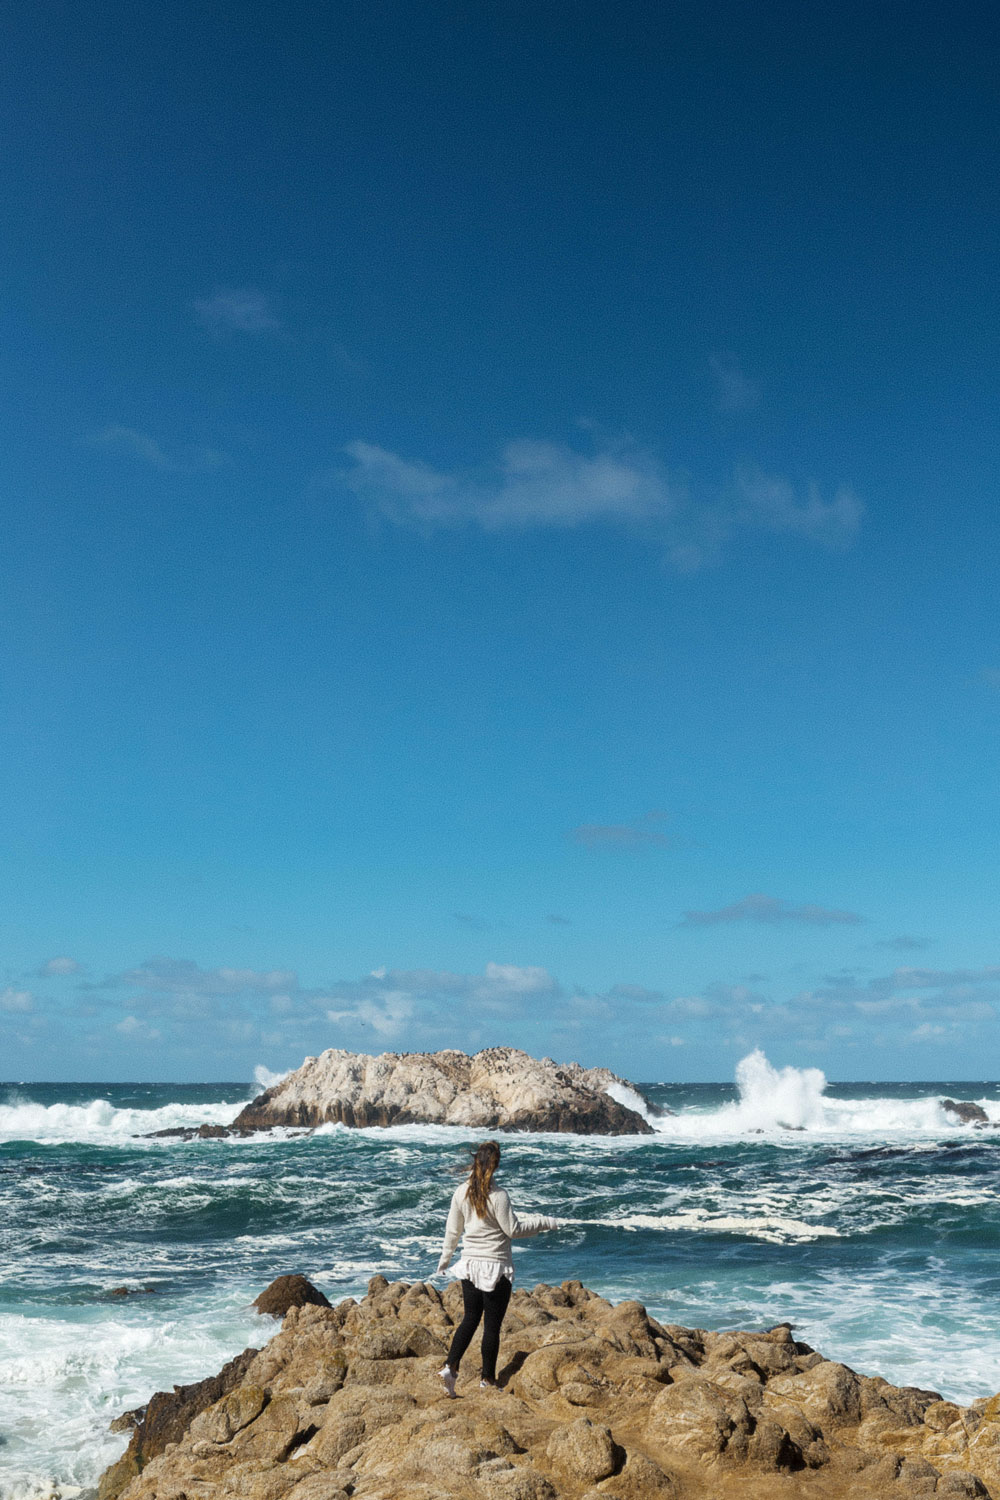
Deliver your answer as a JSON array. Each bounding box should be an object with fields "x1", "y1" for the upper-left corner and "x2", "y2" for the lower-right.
[{"x1": 231, "y1": 1046, "x2": 654, "y2": 1135}]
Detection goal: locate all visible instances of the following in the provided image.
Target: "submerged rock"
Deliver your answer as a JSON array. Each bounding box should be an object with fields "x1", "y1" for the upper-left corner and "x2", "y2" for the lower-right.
[
  {"x1": 101, "y1": 1275, "x2": 999, "y2": 1500},
  {"x1": 229, "y1": 1046, "x2": 655, "y2": 1135}
]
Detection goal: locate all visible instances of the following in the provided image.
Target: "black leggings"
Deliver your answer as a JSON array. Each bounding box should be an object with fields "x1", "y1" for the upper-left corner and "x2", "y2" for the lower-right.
[{"x1": 445, "y1": 1276, "x2": 512, "y2": 1382}]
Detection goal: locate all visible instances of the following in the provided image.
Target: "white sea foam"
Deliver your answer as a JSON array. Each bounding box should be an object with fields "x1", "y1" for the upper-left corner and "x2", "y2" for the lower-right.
[
  {"x1": 603, "y1": 1080, "x2": 657, "y2": 1124},
  {"x1": 253, "y1": 1064, "x2": 291, "y2": 1090},
  {"x1": 577, "y1": 1209, "x2": 842, "y2": 1244},
  {"x1": 0, "y1": 1096, "x2": 247, "y2": 1146},
  {"x1": 0, "y1": 1051, "x2": 993, "y2": 1151},
  {"x1": 0, "y1": 1295, "x2": 262, "y2": 1496},
  {"x1": 649, "y1": 1050, "x2": 995, "y2": 1141}
]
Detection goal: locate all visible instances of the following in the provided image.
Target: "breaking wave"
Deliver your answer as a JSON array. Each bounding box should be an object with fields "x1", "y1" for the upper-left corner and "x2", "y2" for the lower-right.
[
  {"x1": 0, "y1": 1096, "x2": 247, "y2": 1146},
  {"x1": 648, "y1": 1049, "x2": 1000, "y2": 1140}
]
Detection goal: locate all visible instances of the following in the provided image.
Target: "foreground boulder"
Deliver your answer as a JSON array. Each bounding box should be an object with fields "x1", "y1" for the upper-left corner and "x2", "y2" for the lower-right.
[
  {"x1": 230, "y1": 1046, "x2": 654, "y2": 1135},
  {"x1": 101, "y1": 1277, "x2": 998, "y2": 1499},
  {"x1": 254, "y1": 1275, "x2": 333, "y2": 1318}
]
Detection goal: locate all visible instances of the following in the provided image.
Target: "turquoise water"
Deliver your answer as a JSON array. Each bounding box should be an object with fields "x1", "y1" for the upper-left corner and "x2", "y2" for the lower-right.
[{"x1": 3, "y1": 1056, "x2": 1000, "y2": 1496}]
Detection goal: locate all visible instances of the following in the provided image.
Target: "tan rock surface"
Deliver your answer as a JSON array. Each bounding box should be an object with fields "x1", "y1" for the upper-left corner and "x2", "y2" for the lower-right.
[
  {"x1": 230, "y1": 1046, "x2": 653, "y2": 1134},
  {"x1": 101, "y1": 1275, "x2": 1000, "y2": 1500}
]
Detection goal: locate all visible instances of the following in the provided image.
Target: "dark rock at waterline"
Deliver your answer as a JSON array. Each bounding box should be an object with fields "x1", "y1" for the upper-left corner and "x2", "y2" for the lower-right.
[
  {"x1": 109, "y1": 1405, "x2": 145, "y2": 1433},
  {"x1": 942, "y1": 1098, "x2": 990, "y2": 1126},
  {"x1": 98, "y1": 1344, "x2": 259, "y2": 1500},
  {"x1": 145, "y1": 1122, "x2": 260, "y2": 1140},
  {"x1": 254, "y1": 1274, "x2": 332, "y2": 1318},
  {"x1": 107, "y1": 1284, "x2": 157, "y2": 1298}
]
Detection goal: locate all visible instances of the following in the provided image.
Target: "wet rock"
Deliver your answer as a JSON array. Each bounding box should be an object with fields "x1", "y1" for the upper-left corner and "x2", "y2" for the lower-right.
[
  {"x1": 99, "y1": 1344, "x2": 259, "y2": 1498},
  {"x1": 942, "y1": 1099, "x2": 990, "y2": 1125},
  {"x1": 253, "y1": 1274, "x2": 333, "y2": 1317}
]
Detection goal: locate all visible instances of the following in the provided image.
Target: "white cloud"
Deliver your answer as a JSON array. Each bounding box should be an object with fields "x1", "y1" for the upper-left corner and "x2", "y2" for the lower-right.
[
  {"x1": 335, "y1": 437, "x2": 864, "y2": 567},
  {"x1": 103, "y1": 958, "x2": 298, "y2": 997},
  {"x1": 0, "y1": 987, "x2": 33, "y2": 1013},
  {"x1": 709, "y1": 352, "x2": 761, "y2": 412},
  {"x1": 114, "y1": 1014, "x2": 161, "y2": 1039},
  {"x1": 92, "y1": 426, "x2": 227, "y2": 475},
  {"x1": 734, "y1": 465, "x2": 863, "y2": 548},
  {"x1": 680, "y1": 893, "x2": 863, "y2": 928},
  {"x1": 327, "y1": 992, "x2": 415, "y2": 1039},
  {"x1": 341, "y1": 438, "x2": 674, "y2": 531},
  {"x1": 480, "y1": 962, "x2": 556, "y2": 995},
  {"x1": 39, "y1": 956, "x2": 81, "y2": 977},
  {"x1": 193, "y1": 286, "x2": 281, "y2": 332}
]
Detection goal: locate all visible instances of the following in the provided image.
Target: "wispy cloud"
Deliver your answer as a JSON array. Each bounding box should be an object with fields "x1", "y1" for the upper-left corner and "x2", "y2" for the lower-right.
[
  {"x1": 0, "y1": 987, "x2": 33, "y2": 1013},
  {"x1": 58, "y1": 943, "x2": 1000, "y2": 1064},
  {"x1": 326, "y1": 993, "x2": 414, "y2": 1039},
  {"x1": 101, "y1": 958, "x2": 298, "y2": 997},
  {"x1": 679, "y1": 893, "x2": 863, "y2": 927},
  {"x1": 660, "y1": 962, "x2": 1000, "y2": 1053},
  {"x1": 546, "y1": 913, "x2": 572, "y2": 926},
  {"x1": 193, "y1": 286, "x2": 282, "y2": 332},
  {"x1": 734, "y1": 466, "x2": 863, "y2": 549},
  {"x1": 333, "y1": 438, "x2": 864, "y2": 568},
  {"x1": 115, "y1": 1014, "x2": 161, "y2": 1039},
  {"x1": 340, "y1": 438, "x2": 674, "y2": 531},
  {"x1": 709, "y1": 352, "x2": 761, "y2": 412},
  {"x1": 92, "y1": 426, "x2": 227, "y2": 475},
  {"x1": 322, "y1": 961, "x2": 561, "y2": 1039},
  {"x1": 871, "y1": 965, "x2": 1000, "y2": 993},
  {"x1": 37, "y1": 956, "x2": 82, "y2": 977},
  {"x1": 875, "y1": 936, "x2": 932, "y2": 952},
  {"x1": 568, "y1": 811, "x2": 671, "y2": 850},
  {"x1": 453, "y1": 912, "x2": 490, "y2": 932}
]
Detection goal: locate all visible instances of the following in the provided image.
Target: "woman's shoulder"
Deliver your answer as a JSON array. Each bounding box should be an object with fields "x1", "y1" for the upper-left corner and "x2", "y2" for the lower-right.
[{"x1": 488, "y1": 1183, "x2": 511, "y2": 1204}]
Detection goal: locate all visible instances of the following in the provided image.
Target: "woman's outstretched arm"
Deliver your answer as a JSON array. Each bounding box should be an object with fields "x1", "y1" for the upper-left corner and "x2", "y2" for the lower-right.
[{"x1": 490, "y1": 1186, "x2": 559, "y2": 1238}]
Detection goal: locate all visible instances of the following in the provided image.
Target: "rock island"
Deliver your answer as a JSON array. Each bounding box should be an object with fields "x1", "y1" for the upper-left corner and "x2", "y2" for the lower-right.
[{"x1": 228, "y1": 1046, "x2": 655, "y2": 1135}]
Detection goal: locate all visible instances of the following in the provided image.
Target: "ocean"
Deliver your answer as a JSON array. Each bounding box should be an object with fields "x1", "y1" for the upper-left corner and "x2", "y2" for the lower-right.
[{"x1": 3, "y1": 1049, "x2": 1000, "y2": 1499}]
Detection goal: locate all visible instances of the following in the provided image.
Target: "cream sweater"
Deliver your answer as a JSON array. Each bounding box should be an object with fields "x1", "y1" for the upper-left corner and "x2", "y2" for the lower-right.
[{"x1": 437, "y1": 1181, "x2": 558, "y2": 1272}]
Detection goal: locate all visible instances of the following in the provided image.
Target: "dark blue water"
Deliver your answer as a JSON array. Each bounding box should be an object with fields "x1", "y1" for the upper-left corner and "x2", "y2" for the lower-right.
[{"x1": 3, "y1": 1058, "x2": 1000, "y2": 1495}]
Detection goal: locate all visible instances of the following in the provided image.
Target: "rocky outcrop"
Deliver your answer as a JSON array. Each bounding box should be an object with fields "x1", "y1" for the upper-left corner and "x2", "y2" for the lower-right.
[
  {"x1": 229, "y1": 1047, "x2": 654, "y2": 1135},
  {"x1": 255, "y1": 1276, "x2": 334, "y2": 1318},
  {"x1": 102, "y1": 1276, "x2": 1000, "y2": 1500},
  {"x1": 942, "y1": 1099, "x2": 991, "y2": 1126}
]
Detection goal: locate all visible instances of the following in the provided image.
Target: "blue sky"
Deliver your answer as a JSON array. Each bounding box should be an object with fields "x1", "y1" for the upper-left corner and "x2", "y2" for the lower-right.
[{"x1": 2, "y1": 0, "x2": 999, "y2": 1082}]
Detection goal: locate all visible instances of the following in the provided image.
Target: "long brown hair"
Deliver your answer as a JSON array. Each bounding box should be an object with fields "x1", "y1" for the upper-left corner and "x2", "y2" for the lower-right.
[{"x1": 466, "y1": 1140, "x2": 501, "y2": 1216}]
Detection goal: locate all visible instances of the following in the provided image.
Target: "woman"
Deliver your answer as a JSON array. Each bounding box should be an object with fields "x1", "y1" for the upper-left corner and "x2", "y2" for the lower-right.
[{"x1": 436, "y1": 1140, "x2": 559, "y2": 1395}]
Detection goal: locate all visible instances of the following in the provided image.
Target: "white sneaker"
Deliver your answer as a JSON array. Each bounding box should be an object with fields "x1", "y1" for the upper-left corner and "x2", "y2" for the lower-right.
[
  {"x1": 480, "y1": 1379, "x2": 499, "y2": 1390},
  {"x1": 438, "y1": 1365, "x2": 457, "y2": 1398}
]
